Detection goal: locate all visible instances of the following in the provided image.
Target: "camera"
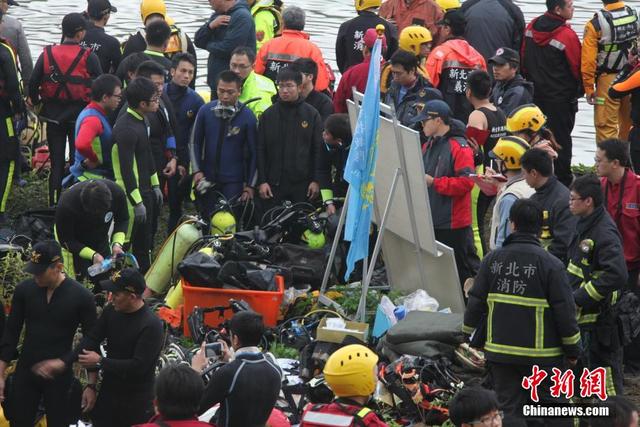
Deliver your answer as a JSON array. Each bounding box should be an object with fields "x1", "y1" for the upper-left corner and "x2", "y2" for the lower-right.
[{"x1": 205, "y1": 342, "x2": 223, "y2": 358}]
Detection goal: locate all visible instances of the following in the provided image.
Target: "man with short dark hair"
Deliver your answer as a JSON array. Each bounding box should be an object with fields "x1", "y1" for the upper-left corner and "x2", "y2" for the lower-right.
[
  {"x1": 29, "y1": 12, "x2": 102, "y2": 206},
  {"x1": 191, "y1": 70, "x2": 257, "y2": 219},
  {"x1": 522, "y1": 0, "x2": 581, "y2": 187},
  {"x1": 195, "y1": 0, "x2": 256, "y2": 93},
  {"x1": 567, "y1": 174, "x2": 627, "y2": 395},
  {"x1": 164, "y1": 53, "x2": 204, "y2": 231},
  {"x1": 488, "y1": 47, "x2": 534, "y2": 115},
  {"x1": 425, "y1": 9, "x2": 486, "y2": 123},
  {"x1": 134, "y1": 365, "x2": 211, "y2": 427},
  {"x1": 193, "y1": 311, "x2": 282, "y2": 427},
  {"x1": 230, "y1": 46, "x2": 277, "y2": 119},
  {"x1": 74, "y1": 268, "x2": 164, "y2": 427},
  {"x1": 257, "y1": 67, "x2": 329, "y2": 207},
  {"x1": 385, "y1": 49, "x2": 442, "y2": 127},
  {"x1": 81, "y1": 0, "x2": 121, "y2": 74},
  {"x1": 117, "y1": 20, "x2": 172, "y2": 82},
  {"x1": 521, "y1": 147, "x2": 576, "y2": 264},
  {"x1": 321, "y1": 113, "x2": 352, "y2": 216},
  {"x1": 412, "y1": 99, "x2": 478, "y2": 288},
  {"x1": 595, "y1": 138, "x2": 640, "y2": 291},
  {"x1": 465, "y1": 198, "x2": 579, "y2": 426},
  {"x1": 111, "y1": 77, "x2": 163, "y2": 273},
  {"x1": 0, "y1": 240, "x2": 97, "y2": 426},
  {"x1": 448, "y1": 387, "x2": 502, "y2": 427},
  {"x1": 55, "y1": 179, "x2": 129, "y2": 281},
  {"x1": 291, "y1": 58, "x2": 334, "y2": 123},
  {"x1": 70, "y1": 74, "x2": 122, "y2": 182}
]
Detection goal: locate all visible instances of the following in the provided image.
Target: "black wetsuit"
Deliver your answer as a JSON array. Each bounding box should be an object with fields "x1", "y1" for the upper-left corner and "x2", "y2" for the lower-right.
[
  {"x1": 0, "y1": 277, "x2": 96, "y2": 426},
  {"x1": 112, "y1": 108, "x2": 159, "y2": 272},
  {"x1": 199, "y1": 351, "x2": 282, "y2": 427},
  {"x1": 75, "y1": 303, "x2": 164, "y2": 427},
  {"x1": 80, "y1": 26, "x2": 122, "y2": 74},
  {"x1": 116, "y1": 50, "x2": 172, "y2": 84},
  {"x1": 0, "y1": 39, "x2": 24, "y2": 218},
  {"x1": 55, "y1": 179, "x2": 129, "y2": 280}
]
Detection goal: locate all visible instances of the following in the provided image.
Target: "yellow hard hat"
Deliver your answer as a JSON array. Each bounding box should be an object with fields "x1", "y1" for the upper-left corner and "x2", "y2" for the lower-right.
[
  {"x1": 355, "y1": 0, "x2": 382, "y2": 11},
  {"x1": 323, "y1": 344, "x2": 379, "y2": 397},
  {"x1": 140, "y1": 0, "x2": 167, "y2": 24},
  {"x1": 399, "y1": 25, "x2": 433, "y2": 56},
  {"x1": 490, "y1": 136, "x2": 530, "y2": 170},
  {"x1": 210, "y1": 211, "x2": 236, "y2": 236},
  {"x1": 435, "y1": 0, "x2": 461, "y2": 12},
  {"x1": 506, "y1": 104, "x2": 547, "y2": 133}
]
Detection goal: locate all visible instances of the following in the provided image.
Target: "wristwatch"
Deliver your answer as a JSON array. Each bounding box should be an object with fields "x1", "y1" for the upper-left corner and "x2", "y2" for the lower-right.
[{"x1": 95, "y1": 356, "x2": 103, "y2": 370}]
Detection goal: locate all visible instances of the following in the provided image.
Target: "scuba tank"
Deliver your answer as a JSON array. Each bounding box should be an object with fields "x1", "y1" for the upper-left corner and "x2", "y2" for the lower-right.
[
  {"x1": 210, "y1": 199, "x2": 237, "y2": 235},
  {"x1": 145, "y1": 216, "x2": 205, "y2": 295}
]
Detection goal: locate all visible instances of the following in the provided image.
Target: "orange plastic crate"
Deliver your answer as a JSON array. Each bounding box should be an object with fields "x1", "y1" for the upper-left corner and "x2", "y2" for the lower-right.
[{"x1": 182, "y1": 275, "x2": 284, "y2": 336}]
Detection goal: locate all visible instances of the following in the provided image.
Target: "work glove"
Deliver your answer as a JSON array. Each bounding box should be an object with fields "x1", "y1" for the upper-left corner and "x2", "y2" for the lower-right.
[
  {"x1": 153, "y1": 186, "x2": 164, "y2": 208},
  {"x1": 133, "y1": 203, "x2": 147, "y2": 224}
]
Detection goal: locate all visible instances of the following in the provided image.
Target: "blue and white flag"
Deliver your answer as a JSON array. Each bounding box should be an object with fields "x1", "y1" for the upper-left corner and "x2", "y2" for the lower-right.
[{"x1": 343, "y1": 36, "x2": 383, "y2": 279}]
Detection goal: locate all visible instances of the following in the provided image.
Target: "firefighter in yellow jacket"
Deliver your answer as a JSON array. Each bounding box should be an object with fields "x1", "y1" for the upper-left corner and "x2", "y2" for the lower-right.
[{"x1": 581, "y1": 0, "x2": 639, "y2": 142}]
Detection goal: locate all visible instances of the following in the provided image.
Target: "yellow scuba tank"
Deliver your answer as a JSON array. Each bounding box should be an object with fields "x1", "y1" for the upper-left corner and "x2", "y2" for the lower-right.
[{"x1": 145, "y1": 217, "x2": 203, "y2": 295}]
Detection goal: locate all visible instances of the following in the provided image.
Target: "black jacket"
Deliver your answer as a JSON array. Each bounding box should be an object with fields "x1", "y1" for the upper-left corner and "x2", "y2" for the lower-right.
[
  {"x1": 490, "y1": 74, "x2": 534, "y2": 116},
  {"x1": 80, "y1": 26, "x2": 122, "y2": 74},
  {"x1": 567, "y1": 206, "x2": 627, "y2": 326},
  {"x1": 385, "y1": 74, "x2": 442, "y2": 127},
  {"x1": 464, "y1": 232, "x2": 581, "y2": 366},
  {"x1": 257, "y1": 98, "x2": 329, "y2": 187},
  {"x1": 529, "y1": 176, "x2": 576, "y2": 264},
  {"x1": 335, "y1": 10, "x2": 398, "y2": 73},
  {"x1": 305, "y1": 90, "x2": 334, "y2": 125}
]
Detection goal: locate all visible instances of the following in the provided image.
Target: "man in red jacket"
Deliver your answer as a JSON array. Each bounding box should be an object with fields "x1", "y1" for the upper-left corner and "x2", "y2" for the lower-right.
[
  {"x1": 379, "y1": 0, "x2": 443, "y2": 36},
  {"x1": 595, "y1": 138, "x2": 640, "y2": 292},
  {"x1": 521, "y1": 0, "x2": 581, "y2": 187},
  {"x1": 412, "y1": 99, "x2": 479, "y2": 288},
  {"x1": 333, "y1": 28, "x2": 387, "y2": 113}
]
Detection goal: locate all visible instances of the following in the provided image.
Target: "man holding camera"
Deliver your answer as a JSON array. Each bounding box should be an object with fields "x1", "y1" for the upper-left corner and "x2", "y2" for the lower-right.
[{"x1": 191, "y1": 311, "x2": 281, "y2": 427}]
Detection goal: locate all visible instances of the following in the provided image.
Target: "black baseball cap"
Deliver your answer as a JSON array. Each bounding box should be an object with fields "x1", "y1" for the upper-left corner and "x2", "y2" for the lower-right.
[
  {"x1": 489, "y1": 47, "x2": 520, "y2": 65},
  {"x1": 62, "y1": 12, "x2": 87, "y2": 38},
  {"x1": 88, "y1": 0, "x2": 117, "y2": 19},
  {"x1": 24, "y1": 240, "x2": 63, "y2": 275},
  {"x1": 409, "y1": 99, "x2": 452, "y2": 125},
  {"x1": 99, "y1": 268, "x2": 146, "y2": 295},
  {"x1": 436, "y1": 9, "x2": 466, "y2": 30}
]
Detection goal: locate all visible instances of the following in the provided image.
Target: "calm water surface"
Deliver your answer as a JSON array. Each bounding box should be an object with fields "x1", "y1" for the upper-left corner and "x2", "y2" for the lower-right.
[{"x1": 12, "y1": 0, "x2": 601, "y2": 164}]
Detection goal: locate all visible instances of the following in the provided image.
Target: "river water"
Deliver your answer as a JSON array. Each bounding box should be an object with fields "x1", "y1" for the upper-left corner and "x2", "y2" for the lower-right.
[{"x1": 12, "y1": 0, "x2": 600, "y2": 164}]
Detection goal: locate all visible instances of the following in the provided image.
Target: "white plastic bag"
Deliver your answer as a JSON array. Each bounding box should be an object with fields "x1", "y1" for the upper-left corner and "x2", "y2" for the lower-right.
[{"x1": 397, "y1": 289, "x2": 439, "y2": 313}]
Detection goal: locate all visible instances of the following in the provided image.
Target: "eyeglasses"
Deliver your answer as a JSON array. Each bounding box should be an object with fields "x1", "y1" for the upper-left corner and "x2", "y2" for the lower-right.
[
  {"x1": 469, "y1": 410, "x2": 504, "y2": 425},
  {"x1": 146, "y1": 97, "x2": 160, "y2": 104},
  {"x1": 111, "y1": 93, "x2": 122, "y2": 100},
  {"x1": 569, "y1": 196, "x2": 585, "y2": 203}
]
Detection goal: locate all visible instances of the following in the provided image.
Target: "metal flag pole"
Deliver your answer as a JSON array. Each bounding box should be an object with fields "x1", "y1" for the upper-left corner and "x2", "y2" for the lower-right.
[
  {"x1": 356, "y1": 168, "x2": 401, "y2": 322},
  {"x1": 319, "y1": 187, "x2": 350, "y2": 295}
]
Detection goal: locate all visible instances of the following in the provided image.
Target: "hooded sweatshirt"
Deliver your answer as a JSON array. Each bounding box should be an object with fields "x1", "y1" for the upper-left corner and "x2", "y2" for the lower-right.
[{"x1": 522, "y1": 12, "x2": 582, "y2": 102}]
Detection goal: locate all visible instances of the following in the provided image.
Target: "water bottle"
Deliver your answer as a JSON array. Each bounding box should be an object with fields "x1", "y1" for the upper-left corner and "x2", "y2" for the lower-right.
[{"x1": 87, "y1": 259, "x2": 113, "y2": 277}]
